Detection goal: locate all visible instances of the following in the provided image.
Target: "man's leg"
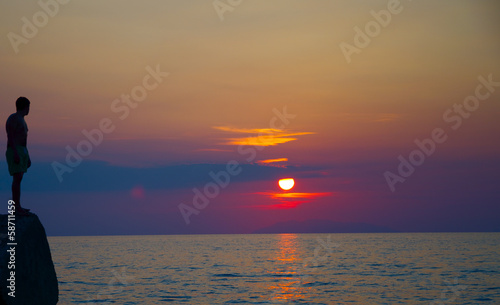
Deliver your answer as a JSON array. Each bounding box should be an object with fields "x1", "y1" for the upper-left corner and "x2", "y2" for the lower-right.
[{"x1": 12, "y1": 172, "x2": 23, "y2": 211}]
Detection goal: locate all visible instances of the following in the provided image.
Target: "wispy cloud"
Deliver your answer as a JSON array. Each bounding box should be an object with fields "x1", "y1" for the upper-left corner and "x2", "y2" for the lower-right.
[
  {"x1": 258, "y1": 192, "x2": 333, "y2": 200},
  {"x1": 256, "y1": 158, "x2": 288, "y2": 167},
  {"x1": 195, "y1": 148, "x2": 233, "y2": 152},
  {"x1": 251, "y1": 192, "x2": 333, "y2": 209},
  {"x1": 214, "y1": 126, "x2": 283, "y2": 134},
  {"x1": 255, "y1": 201, "x2": 307, "y2": 210},
  {"x1": 214, "y1": 126, "x2": 315, "y2": 147}
]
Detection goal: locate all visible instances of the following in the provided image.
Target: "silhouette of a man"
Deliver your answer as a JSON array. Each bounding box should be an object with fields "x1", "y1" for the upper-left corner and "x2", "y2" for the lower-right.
[{"x1": 6, "y1": 97, "x2": 31, "y2": 215}]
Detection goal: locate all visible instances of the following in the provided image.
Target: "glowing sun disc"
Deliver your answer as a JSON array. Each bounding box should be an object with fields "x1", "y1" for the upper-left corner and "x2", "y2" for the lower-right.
[{"x1": 278, "y1": 178, "x2": 295, "y2": 191}]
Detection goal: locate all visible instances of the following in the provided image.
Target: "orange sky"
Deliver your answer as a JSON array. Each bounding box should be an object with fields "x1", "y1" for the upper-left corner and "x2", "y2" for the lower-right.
[{"x1": 1, "y1": 1, "x2": 499, "y2": 165}]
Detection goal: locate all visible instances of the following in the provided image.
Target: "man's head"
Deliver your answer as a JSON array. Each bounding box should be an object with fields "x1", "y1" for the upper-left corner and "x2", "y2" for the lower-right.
[{"x1": 16, "y1": 97, "x2": 30, "y2": 115}]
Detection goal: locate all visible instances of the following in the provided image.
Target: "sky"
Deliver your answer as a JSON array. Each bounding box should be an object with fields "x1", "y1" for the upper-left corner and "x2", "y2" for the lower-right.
[{"x1": 1, "y1": 0, "x2": 499, "y2": 236}]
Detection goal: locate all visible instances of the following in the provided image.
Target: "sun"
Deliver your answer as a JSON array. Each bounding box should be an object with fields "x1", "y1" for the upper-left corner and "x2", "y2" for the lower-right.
[{"x1": 278, "y1": 178, "x2": 295, "y2": 191}]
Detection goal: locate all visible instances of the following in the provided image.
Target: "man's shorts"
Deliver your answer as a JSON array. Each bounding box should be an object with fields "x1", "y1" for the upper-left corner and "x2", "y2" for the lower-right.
[{"x1": 6, "y1": 146, "x2": 29, "y2": 176}]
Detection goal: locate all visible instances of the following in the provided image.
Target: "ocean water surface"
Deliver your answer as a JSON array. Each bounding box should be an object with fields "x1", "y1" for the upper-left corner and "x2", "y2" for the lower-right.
[{"x1": 49, "y1": 233, "x2": 500, "y2": 304}]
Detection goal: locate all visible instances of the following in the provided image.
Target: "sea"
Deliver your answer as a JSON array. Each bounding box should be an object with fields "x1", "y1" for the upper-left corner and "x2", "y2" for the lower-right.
[{"x1": 49, "y1": 233, "x2": 500, "y2": 304}]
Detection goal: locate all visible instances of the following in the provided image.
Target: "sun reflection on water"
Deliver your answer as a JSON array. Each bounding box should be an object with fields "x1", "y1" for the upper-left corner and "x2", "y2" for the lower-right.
[{"x1": 267, "y1": 234, "x2": 311, "y2": 303}]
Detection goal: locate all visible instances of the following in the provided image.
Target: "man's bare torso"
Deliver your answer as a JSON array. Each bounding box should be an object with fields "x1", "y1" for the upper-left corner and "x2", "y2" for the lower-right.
[{"x1": 6, "y1": 113, "x2": 28, "y2": 147}]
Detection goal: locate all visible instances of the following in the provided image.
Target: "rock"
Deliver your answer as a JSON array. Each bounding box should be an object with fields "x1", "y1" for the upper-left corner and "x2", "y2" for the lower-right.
[{"x1": 0, "y1": 213, "x2": 58, "y2": 305}]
